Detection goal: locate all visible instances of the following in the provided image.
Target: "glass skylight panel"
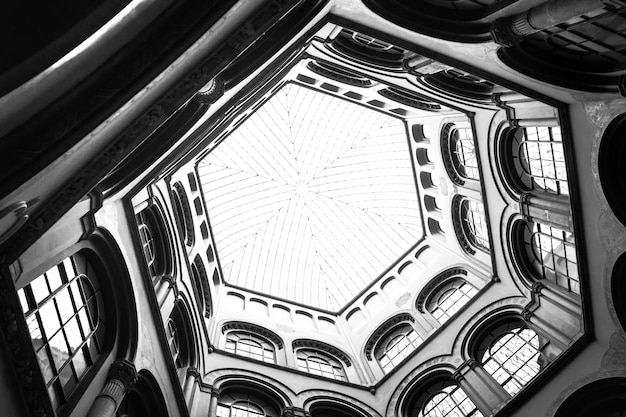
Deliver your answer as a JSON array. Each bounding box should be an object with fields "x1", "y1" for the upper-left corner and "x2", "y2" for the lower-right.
[{"x1": 199, "y1": 83, "x2": 423, "y2": 310}]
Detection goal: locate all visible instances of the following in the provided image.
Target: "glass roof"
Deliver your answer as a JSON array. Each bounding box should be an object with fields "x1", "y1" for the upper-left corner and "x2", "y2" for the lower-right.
[{"x1": 198, "y1": 82, "x2": 423, "y2": 311}]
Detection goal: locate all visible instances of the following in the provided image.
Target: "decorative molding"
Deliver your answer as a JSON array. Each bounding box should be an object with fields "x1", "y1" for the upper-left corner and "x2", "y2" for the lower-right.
[
  {"x1": 192, "y1": 255, "x2": 212, "y2": 318},
  {"x1": 306, "y1": 61, "x2": 372, "y2": 87},
  {"x1": 107, "y1": 359, "x2": 138, "y2": 392},
  {"x1": 222, "y1": 322, "x2": 284, "y2": 349},
  {"x1": 451, "y1": 195, "x2": 477, "y2": 255},
  {"x1": 196, "y1": 77, "x2": 225, "y2": 105},
  {"x1": 283, "y1": 406, "x2": 311, "y2": 417},
  {"x1": 601, "y1": 332, "x2": 626, "y2": 369},
  {"x1": 416, "y1": 268, "x2": 469, "y2": 313},
  {"x1": 364, "y1": 313, "x2": 415, "y2": 360},
  {"x1": 171, "y1": 182, "x2": 195, "y2": 247},
  {"x1": 292, "y1": 339, "x2": 352, "y2": 367},
  {"x1": 378, "y1": 87, "x2": 441, "y2": 111},
  {"x1": 440, "y1": 124, "x2": 466, "y2": 187},
  {"x1": 0, "y1": 0, "x2": 305, "y2": 266},
  {"x1": 490, "y1": 17, "x2": 524, "y2": 48}
]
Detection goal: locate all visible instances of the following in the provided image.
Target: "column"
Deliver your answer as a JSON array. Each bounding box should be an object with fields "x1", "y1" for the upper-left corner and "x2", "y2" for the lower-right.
[
  {"x1": 208, "y1": 388, "x2": 221, "y2": 417},
  {"x1": 86, "y1": 359, "x2": 138, "y2": 417},
  {"x1": 491, "y1": 0, "x2": 611, "y2": 47},
  {"x1": 282, "y1": 407, "x2": 311, "y2": 417},
  {"x1": 454, "y1": 359, "x2": 510, "y2": 416},
  {"x1": 520, "y1": 193, "x2": 572, "y2": 232},
  {"x1": 523, "y1": 283, "x2": 582, "y2": 352},
  {"x1": 183, "y1": 367, "x2": 200, "y2": 408}
]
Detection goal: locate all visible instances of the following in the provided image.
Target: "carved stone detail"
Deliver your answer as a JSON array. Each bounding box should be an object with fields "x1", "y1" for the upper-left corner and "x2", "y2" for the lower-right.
[
  {"x1": 416, "y1": 268, "x2": 469, "y2": 313},
  {"x1": 601, "y1": 332, "x2": 626, "y2": 369},
  {"x1": 292, "y1": 339, "x2": 352, "y2": 366},
  {"x1": 364, "y1": 313, "x2": 415, "y2": 359},
  {"x1": 222, "y1": 321, "x2": 284, "y2": 348}
]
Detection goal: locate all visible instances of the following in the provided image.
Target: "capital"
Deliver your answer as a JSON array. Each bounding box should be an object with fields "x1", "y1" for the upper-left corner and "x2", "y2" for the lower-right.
[{"x1": 107, "y1": 359, "x2": 137, "y2": 393}]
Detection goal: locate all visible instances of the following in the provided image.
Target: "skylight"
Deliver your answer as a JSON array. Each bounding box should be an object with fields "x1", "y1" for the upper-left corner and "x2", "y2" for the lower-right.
[{"x1": 199, "y1": 82, "x2": 423, "y2": 311}]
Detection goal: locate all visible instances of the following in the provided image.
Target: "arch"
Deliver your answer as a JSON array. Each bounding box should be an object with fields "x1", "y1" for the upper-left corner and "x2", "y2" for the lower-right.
[
  {"x1": 451, "y1": 196, "x2": 490, "y2": 254},
  {"x1": 401, "y1": 371, "x2": 481, "y2": 417},
  {"x1": 361, "y1": 0, "x2": 509, "y2": 43},
  {"x1": 611, "y1": 252, "x2": 626, "y2": 333},
  {"x1": 167, "y1": 300, "x2": 197, "y2": 378},
  {"x1": 327, "y1": 29, "x2": 408, "y2": 70},
  {"x1": 307, "y1": 60, "x2": 373, "y2": 87},
  {"x1": 222, "y1": 322, "x2": 284, "y2": 349},
  {"x1": 441, "y1": 122, "x2": 479, "y2": 185},
  {"x1": 117, "y1": 369, "x2": 169, "y2": 417},
  {"x1": 599, "y1": 114, "x2": 626, "y2": 227},
  {"x1": 500, "y1": 125, "x2": 568, "y2": 196},
  {"x1": 210, "y1": 370, "x2": 295, "y2": 408},
  {"x1": 223, "y1": 331, "x2": 277, "y2": 364},
  {"x1": 308, "y1": 398, "x2": 371, "y2": 417},
  {"x1": 364, "y1": 313, "x2": 415, "y2": 360},
  {"x1": 512, "y1": 220, "x2": 579, "y2": 295},
  {"x1": 294, "y1": 349, "x2": 348, "y2": 382},
  {"x1": 497, "y1": 6, "x2": 626, "y2": 93},
  {"x1": 553, "y1": 377, "x2": 626, "y2": 417},
  {"x1": 292, "y1": 340, "x2": 351, "y2": 367},
  {"x1": 171, "y1": 181, "x2": 195, "y2": 247},
  {"x1": 374, "y1": 322, "x2": 423, "y2": 374},
  {"x1": 469, "y1": 314, "x2": 547, "y2": 396},
  {"x1": 217, "y1": 385, "x2": 283, "y2": 417},
  {"x1": 136, "y1": 203, "x2": 174, "y2": 280},
  {"x1": 191, "y1": 255, "x2": 212, "y2": 318},
  {"x1": 417, "y1": 269, "x2": 478, "y2": 324},
  {"x1": 15, "y1": 229, "x2": 138, "y2": 413}
]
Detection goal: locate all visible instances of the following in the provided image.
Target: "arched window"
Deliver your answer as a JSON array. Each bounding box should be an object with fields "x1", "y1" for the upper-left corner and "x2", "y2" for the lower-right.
[
  {"x1": 165, "y1": 318, "x2": 181, "y2": 368},
  {"x1": 17, "y1": 252, "x2": 106, "y2": 410},
  {"x1": 441, "y1": 123, "x2": 480, "y2": 185},
  {"x1": 453, "y1": 196, "x2": 490, "y2": 254},
  {"x1": 191, "y1": 256, "x2": 212, "y2": 318},
  {"x1": 136, "y1": 205, "x2": 172, "y2": 281},
  {"x1": 171, "y1": 182, "x2": 194, "y2": 247},
  {"x1": 451, "y1": 127, "x2": 479, "y2": 181},
  {"x1": 375, "y1": 323, "x2": 422, "y2": 373},
  {"x1": 166, "y1": 302, "x2": 194, "y2": 377},
  {"x1": 296, "y1": 349, "x2": 347, "y2": 381},
  {"x1": 403, "y1": 374, "x2": 482, "y2": 417},
  {"x1": 476, "y1": 321, "x2": 546, "y2": 396},
  {"x1": 427, "y1": 279, "x2": 478, "y2": 324},
  {"x1": 518, "y1": 221, "x2": 579, "y2": 294},
  {"x1": 216, "y1": 391, "x2": 280, "y2": 417},
  {"x1": 507, "y1": 126, "x2": 568, "y2": 195},
  {"x1": 225, "y1": 331, "x2": 276, "y2": 364},
  {"x1": 417, "y1": 384, "x2": 483, "y2": 417}
]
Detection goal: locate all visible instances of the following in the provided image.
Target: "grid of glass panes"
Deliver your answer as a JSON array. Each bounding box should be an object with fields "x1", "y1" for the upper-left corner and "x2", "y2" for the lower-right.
[
  {"x1": 516, "y1": 126, "x2": 568, "y2": 195},
  {"x1": 429, "y1": 280, "x2": 478, "y2": 324},
  {"x1": 18, "y1": 254, "x2": 103, "y2": 410},
  {"x1": 452, "y1": 128, "x2": 480, "y2": 180},
  {"x1": 462, "y1": 200, "x2": 490, "y2": 251},
  {"x1": 530, "y1": 223, "x2": 579, "y2": 294},
  {"x1": 378, "y1": 326, "x2": 423, "y2": 373},
  {"x1": 418, "y1": 385, "x2": 484, "y2": 417},
  {"x1": 166, "y1": 318, "x2": 181, "y2": 367},
  {"x1": 481, "y1": 327, "x2": 542, "y2": 396},
  {"x1": 296, "y1": 350, "x2": 346, "y2": 381},
  {"x1": 225, "y1": 332, "x2": 275, "y2": 364},
  {"x1": 137, "y1": 220, "x2": 157, "y2": 276},
  {"x1": 217, "y1": 402, "x2": 265, "y2": 417}
]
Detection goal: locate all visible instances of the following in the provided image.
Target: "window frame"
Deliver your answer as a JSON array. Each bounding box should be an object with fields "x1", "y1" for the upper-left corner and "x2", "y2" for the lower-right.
[{"x1": 295, "y1": 349, "x2": 347, "y2": 381}]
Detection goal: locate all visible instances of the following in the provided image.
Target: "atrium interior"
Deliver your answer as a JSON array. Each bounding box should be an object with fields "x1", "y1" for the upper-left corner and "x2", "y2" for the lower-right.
[{"x1": 0, "y1": 1, "x2": 626, "y2": 417}]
